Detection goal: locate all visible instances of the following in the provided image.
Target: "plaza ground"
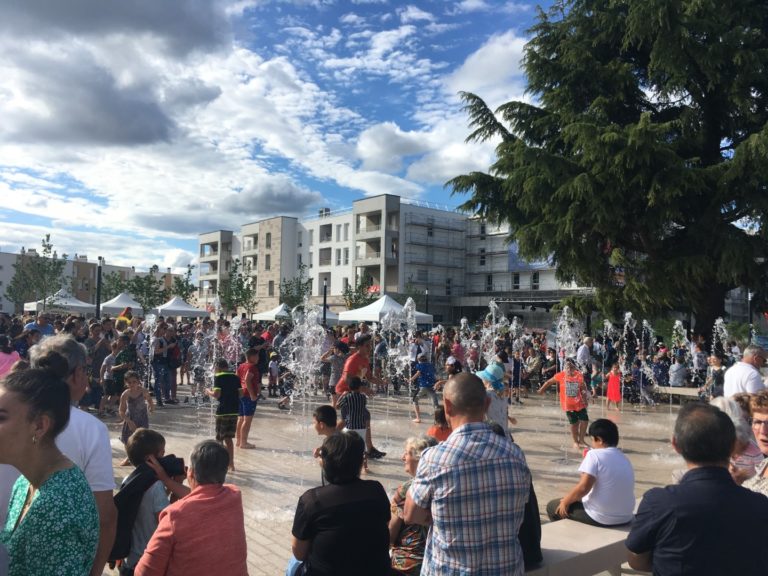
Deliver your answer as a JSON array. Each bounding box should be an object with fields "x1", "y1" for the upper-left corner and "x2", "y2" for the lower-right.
[{"x1": 104, "y1": 386, "x2": 686, "y2": 576}]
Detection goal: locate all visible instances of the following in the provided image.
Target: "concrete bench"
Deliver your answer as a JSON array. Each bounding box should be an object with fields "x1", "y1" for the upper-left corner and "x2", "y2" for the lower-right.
[
  {"x1": 655, "y1": 386, "x2": 700, "y2": 398},
  {"x1": 526, "y1": 519, "x2": 631, "y2": 576}
]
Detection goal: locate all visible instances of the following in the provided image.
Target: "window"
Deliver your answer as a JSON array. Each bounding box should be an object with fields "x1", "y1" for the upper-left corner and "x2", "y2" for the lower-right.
[
  {"x1": 445, "y1": 277, "x2": 452, "y2": 296},
  {"x1": 309, "y1": 230, "x2": 314, "y2": 246},
  {"x1": 298, "y1": 231, "x2": 302, "y2": 247},
  {"x1": 254, "y1": 234, "x2": 258, "y2": 247},
  {"x1": 343, "y1": 277, "x2": 349, "y2": 291},
  {"x1": 336, "y1": 249, "x2": 341, "y2": 266},
  {"x1": 486, "y1": 274, "x2": 493, "y2": 292},
  {"x1": 336, "y1": 224, "x2": 342, "y2": 241},
  {"x1": 479, "y1": 248, "x2": 486, "y2": 266},
  {"x1": 309, "y1": 252, "x2": 313, "y2": 268},
  {"x1": 513, "y1": 273, "x2": 520, "y2": 290},
  {"x1": 343, "y1": 248, "x2": 349, "y2": 265},
  {"x1": 417, "y1": 269, "x2": 428, "y2": 282},
  {"x1": 532, "y1": 271, "x2": 540, "y2": 290},
  {"x1": 343, "y1": 223, "x2": 349, "y2": 241},
  {"x1": 427, "y1": 218, "x2": 434, "y2": 237},
  {"x1": 268, "y1": 280, "x2": 274, "y2": 296},
  {"x1": 297, "y1": 254, "x2": 302, "y2": 267},
  {"x1": 265, "y1": 254, "x2": 271, "y2": 270},
  {"x1": 479, "y1": 223, "x2": 486, "y2": 240},
  {"x1": 265, "y1": 233, "x2": 272, "y2": 248}
]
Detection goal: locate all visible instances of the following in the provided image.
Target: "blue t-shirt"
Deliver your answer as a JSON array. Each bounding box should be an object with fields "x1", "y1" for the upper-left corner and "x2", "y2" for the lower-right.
[{"x1": 415, "y1": 362, "x2": 436, "y2": 388}]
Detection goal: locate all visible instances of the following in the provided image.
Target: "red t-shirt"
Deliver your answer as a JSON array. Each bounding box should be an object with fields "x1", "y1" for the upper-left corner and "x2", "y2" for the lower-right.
[
  {"x1": 335, "y1": 352, "x2": 371, "y2": 394},
  {"x1": 426, "y1": 425, "x2": 452, "y2": 442},
  {"x1": 260, "y1": 330, "x2": 273, "y2": 344},
  {"x1": 554, "y1": 370, "x2": 587, "y2": 412},
  {"x1": 237, "y1": 362, "x2": 260, "y2": 396}
]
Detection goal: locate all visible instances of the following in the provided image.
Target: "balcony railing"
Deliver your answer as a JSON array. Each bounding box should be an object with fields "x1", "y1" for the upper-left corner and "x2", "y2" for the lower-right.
[
  {"x1": 356, "y1": 224, "x2": 381, "y2": 234},
  {"x1": 355, "y1": 251, "x2": 381, "y2": 261}
]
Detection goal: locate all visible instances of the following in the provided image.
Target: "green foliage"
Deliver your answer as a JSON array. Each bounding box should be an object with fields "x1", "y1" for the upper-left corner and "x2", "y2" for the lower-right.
[
  {"x1": 129, "y1": 265, "x2": 169, "y2": 313},
  {"x1": 5, "y1": 235, "x2": 68, "y2": 311},
  {"x1": 449, "y1": 0, "x2": 768, "y2": 338},
  {"x1": 171, "y1": 264, "x2": 197, "y2": 302},
  {"x1": 392, "y1": 279, "x2": 426, "y2": 309},
  {"x1": 102, "y1": 271, "x2": 128, "y2": 302},
  {"x1": 279, "y1": 265, "x2": 313, "y2": 309},
  {"x1": 342, "y1": 273, "x2": 377, "y2": 310},
  {"x1": 218, "y1": 259, "x2": 258, "y2": 316}
]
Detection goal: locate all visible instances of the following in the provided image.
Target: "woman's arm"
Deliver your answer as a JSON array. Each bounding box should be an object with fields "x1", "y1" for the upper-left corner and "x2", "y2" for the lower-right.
[{"x1": 291, "y1": 535, "x2": 311, "y2": 561}]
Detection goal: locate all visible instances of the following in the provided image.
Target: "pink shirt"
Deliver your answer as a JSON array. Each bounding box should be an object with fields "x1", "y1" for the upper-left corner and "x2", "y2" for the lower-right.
[
  {"x1": 135, "y1": 484, "x2": 247, "y2": 576},
  {"x1": 0, "y1": 350, "x2": 20, "y2": 379}
]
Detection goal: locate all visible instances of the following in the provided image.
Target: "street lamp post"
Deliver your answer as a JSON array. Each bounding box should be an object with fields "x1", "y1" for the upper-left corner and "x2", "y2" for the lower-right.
[
  {"x1": 425, "y1": 288, "x2": 429, "y2": 314},
  {"x1": 322, "y1": 278, "x2": 328, "y2": 326},
  {"x1": 96, "y1": 256, "x2": 103, "y2": 319}
]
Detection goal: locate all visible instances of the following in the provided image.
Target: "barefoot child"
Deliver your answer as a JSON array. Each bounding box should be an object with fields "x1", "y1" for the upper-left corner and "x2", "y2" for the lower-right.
[
  {"x1": 336, "y1": 377, "x2": 369, "y2": 472},
  {"x1": 409, "y1": 354, "x2": 439, "y2": 423},
  {"x1": 537, "y1": 357, "x2": 590, "y2": 450},
  {"x1": 119, "y1": 371, "x2": 154, "y2": 466},
  {"x1": 206, "y1": 359, "x2": 242, "y2": 471},
  {"x1": 236, "y1": 348, "x2": 260, "y2": 449},
  {"x1": 605, "y1": 363, "x2": 622, "y2": 411}
]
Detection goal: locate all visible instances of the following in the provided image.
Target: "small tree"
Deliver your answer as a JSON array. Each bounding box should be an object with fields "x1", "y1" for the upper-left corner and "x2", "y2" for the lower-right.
[
  {"x1": 342, "y1": 273, "x2": 377, "y2": 310},
  {"x1": 171, "y1": 264, "x2": 197, "y2": 302},
  {"x1": 129, "y1": 265, "x2": 169, "y2": 313},
  {"x1": 218, "y1": 259, "x2": 258, "y2": 316},
  {"x1": 280, "y1": 264, "x2": 313, "y2": 309},
  {"x1": 5, "y1": 235, "x2": 68, "y2": 312},
  {"x1": 102, "y1": 271, "x2": 129, "y2": 301},
  {"x1": 392, "y1": 278, "x2": 426, "y2": 309}
]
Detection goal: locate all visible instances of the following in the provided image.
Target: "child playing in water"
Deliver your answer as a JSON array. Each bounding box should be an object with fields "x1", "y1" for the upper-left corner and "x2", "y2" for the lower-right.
[
  {"x1": 606, "y1": 363, "x2": 622, "y2": 411},
  {"x1": 426, "y1": 406, "x2": 452, "y2": 442},
  {"x1": 336, "y1": 377, "x2": 369, "y2": 472},
  {"x1": 206, "y1": 358, "x2": 242, "y2": 471},
  {"x1": 119, "y1": 370, "x2": 154, "y2": 466},
  {"x1": 311, "y1": 405, "x2": 337, "y2": 458}
]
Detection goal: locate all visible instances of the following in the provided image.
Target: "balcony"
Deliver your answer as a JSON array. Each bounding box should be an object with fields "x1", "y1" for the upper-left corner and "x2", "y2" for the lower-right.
[
  {"x1": 318, "y1": 257, "x2": 332, "y2": 267},
  {"x1": 319, "y1": 235, "x2": 333, "y2": 243},
  {"x1": 199, "y1": 250, "x2": 218, "y2": 261},
  {"x1": 356, "y1": 224, "x2": 382, "y2": 239},
  {"x1": 354, "y1": 251, "x2": 381, "y2": 263}
]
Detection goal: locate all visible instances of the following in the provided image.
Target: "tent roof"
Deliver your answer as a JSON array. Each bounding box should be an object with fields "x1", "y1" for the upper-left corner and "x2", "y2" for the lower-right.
[
  {"x1": 23, "y1": 289, "x2": 95, "y2": 314},
  {"x1": 254, "y1": 303, "x2": 292, "y2": 321},
  {"x1": 100, "y1": 292, "x2": 144, "y2": 314},
  {"x1": 338, "y1": 295, "x2": 433, "y2": 324},
  {"x1": 156, "y1": 296, "x2": 209, "y2": 318}
]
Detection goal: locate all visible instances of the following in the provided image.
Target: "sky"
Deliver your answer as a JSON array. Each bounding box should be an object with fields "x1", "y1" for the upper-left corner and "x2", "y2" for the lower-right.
[{"x1": 0, "y1": 0, "x2": 550, "y2": 273}]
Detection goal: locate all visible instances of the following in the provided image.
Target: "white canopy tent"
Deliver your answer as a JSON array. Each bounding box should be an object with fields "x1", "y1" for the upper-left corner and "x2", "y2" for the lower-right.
[
  {"x1": 156, "y1": 296, "x2": 209, "y2": 318},
  {"x1": 338, "y1": 294, "x2": 433, "y2": 324},
  {"x1": 100, "y1": 292, "x2": 144, "y2": 315},
  {"x1": 253, "y1": 303, "x2": 292, "y2": 322},
  {"x1": 23, "y1": 289, "x2": 96, "y2": 315}
]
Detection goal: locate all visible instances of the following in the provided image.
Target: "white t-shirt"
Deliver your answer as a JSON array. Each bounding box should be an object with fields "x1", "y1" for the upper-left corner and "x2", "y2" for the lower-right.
[
  {"x1": 579, "y1": 447, "x2": 635, "y2": 526},
  {"x1": 723, "y1": 362, "x2": 765, "y2": 397},
  {"x1": 485, "y1": 390, "x2": 509, "y2": 433},
  {"x1": 125, "y1": 479, "x2": 169, "y2": 568},
  {"x1": 56, "y1": 406, "x2": 116, "y2": 492}
]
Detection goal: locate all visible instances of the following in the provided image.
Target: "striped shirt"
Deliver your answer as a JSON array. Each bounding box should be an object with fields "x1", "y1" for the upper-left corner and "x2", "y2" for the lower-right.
[
  {"x1": 409, "y1": 422, "x2": 531, "y2": 576},
  {"x1": 337, "y1": 390, "x2": 368, "y2": 430}
]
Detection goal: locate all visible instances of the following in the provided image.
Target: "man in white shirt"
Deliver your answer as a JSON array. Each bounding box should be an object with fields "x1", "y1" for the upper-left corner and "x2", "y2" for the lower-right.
[
  {"x1": 546, "y1": 418, "x2": 635, "y2": 526},
  {"x1": 30, "y1": 334, "x2": 117, "y2": 576},
  {"x1": 723, "y1": 345, "x2": 766, "y2": 397}
]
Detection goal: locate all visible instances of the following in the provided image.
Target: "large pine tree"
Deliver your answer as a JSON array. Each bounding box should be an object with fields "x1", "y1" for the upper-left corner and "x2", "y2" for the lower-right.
[{"x1": 449, "y1": 0, "x2": 768, "y2": 335}]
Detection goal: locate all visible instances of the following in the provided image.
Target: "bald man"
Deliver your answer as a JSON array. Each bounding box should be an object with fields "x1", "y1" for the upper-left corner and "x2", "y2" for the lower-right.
[{"x1": 404, "y1": 373, "x2": 531, "y2": 575}]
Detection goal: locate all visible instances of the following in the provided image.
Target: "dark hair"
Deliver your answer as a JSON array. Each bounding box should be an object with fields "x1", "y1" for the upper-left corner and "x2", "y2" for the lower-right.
[
  {"x1": 0, "y1": 335, "x2": 11, "y2": 355},
  {"x1": 190, "y1": 440, "x2": 229, "y2": 484},
  {"x1": 588, "y1": 419, "x2": 619, "y2": 447},
  {"x1": 2, "y1": 368, "x2": 71, "y2": 441},
  {"x1": 216, "y1": 358, "x2": 230, "y2": 371},
  {"x1": 334, "y1": 341, "x2": 349, "y2": 355},
  {"x1": 245, "y1": 347, "x2": 259, "y2": 359},
  {"x1": 126, "y1": 428, "x2": 166, "y2": 466},
  {"x1": 434, "y1": 405, "x2": 448, "y2": 427},
  {"x1": 348, "y1": 376, "x2": 363, "y2": 391},
  {"x1": 355, "y1": 333, "x2": 372, "y2": 346},
  {"x1": 496, "y1": 350, "x2": 509, "y2": 363},
  {"x1": 30, "y1": 350, "x2": 70, "y2": 380},
  {"x1": 124, "y1": 370, "x2": 140, "y2": 383},
  {"x1": 313, "y1": 405, "x2": 337, "y2": 428},
  {"x1": 674, "y1": 402, "x2": 735, "y2": 465},
  {"x1": 320, "y1": 431, "x2": 364, "y2": 484}
]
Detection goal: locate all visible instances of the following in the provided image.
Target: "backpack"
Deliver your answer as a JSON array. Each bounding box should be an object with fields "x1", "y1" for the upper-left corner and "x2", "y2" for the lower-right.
[{"x1": 110, "y1": 465, "x2": 158, "y2": 562}]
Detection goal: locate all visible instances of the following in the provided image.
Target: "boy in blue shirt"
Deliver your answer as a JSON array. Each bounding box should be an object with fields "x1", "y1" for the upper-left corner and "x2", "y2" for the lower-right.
[{"x1": 409, "y1": 354, "x2": 439, "y2": 423}]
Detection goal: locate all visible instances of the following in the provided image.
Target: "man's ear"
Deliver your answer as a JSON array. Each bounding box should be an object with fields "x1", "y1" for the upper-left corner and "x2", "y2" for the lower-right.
[{"x1": 671, "y1": 436, "x2": 681, "y2": 455}]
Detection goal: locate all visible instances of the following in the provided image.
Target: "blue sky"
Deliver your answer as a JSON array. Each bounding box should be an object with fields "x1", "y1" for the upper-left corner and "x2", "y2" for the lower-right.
[{"x1": 0, "y1": 0, "x2": 550, "y2": 271}]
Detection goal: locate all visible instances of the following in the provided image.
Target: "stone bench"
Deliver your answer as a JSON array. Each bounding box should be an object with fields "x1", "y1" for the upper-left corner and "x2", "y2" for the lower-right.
[
  {"x1": 526, "y1": 519, "x2": 631, "y2": 576},
  {"x1": 655, "y1": 386, "x2": 700, "y2": 398}
]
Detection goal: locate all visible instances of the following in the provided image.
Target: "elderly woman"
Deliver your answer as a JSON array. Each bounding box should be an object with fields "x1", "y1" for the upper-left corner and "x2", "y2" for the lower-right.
[
  {"x1": 0, "y1": 364, "x2": 99, "y2": 575},
  {"x1": 287, "y1": 431, "x2": 390, "y2": 576},
  {"x1": 710, "y1": 396, "x2": 763, "y2": 484},
  {"x1": 390, "y1": 436, "x2": 437, "y2": 575},
  {"x1": 743, "y1": 391, "x2": 768, "y2": 496}
]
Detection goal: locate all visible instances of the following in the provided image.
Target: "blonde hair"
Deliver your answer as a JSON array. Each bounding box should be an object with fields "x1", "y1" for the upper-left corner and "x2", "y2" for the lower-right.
[{"x1": 404, "y1": 435, "x2": 436, "y2": 458}]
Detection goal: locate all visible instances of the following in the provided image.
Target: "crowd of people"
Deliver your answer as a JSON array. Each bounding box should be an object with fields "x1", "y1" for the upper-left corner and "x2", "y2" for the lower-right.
[{"x1": 1, "y1": 308, "x2": 768, "y2": 575}]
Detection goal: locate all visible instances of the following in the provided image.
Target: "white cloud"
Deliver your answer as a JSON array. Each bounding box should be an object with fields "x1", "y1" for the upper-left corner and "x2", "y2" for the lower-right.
[{"x1": 398, "y1": 5, "x2": 435, "y2": 23}]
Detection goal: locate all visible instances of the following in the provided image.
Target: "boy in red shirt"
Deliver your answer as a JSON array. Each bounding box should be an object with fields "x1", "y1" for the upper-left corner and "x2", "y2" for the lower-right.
[
  {"x1": 537, "y1": 357, "x2": 590, "y2": 449},
  {"x1": 236, "y1": 348, "x2": 260, "y2": 449}
]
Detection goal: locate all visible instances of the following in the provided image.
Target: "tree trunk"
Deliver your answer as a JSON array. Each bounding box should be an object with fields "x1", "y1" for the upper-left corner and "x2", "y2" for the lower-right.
[{"x1": 690, "y1": 283, "x2": 729, "y2": 347}]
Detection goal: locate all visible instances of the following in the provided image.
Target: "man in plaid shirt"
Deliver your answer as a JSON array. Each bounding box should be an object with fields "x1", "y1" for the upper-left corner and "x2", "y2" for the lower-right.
[{"x1": 405, "y1": 372, "x2": 531, "y2": 575}]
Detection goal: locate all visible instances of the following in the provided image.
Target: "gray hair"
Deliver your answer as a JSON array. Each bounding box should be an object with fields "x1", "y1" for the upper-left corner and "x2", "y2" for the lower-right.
[
  {"x1": 29, "y1": 334, "x2": 87, "y2": 374},
  {"x1": 710, "y1": 396, "x2": 752, "y2": 446},
  {"x1": 190, "y1": 440, "x2": 229, "y2": 485},
  {"x1": 743, "y1": 344, "x2": 765, "y2": 360}
]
